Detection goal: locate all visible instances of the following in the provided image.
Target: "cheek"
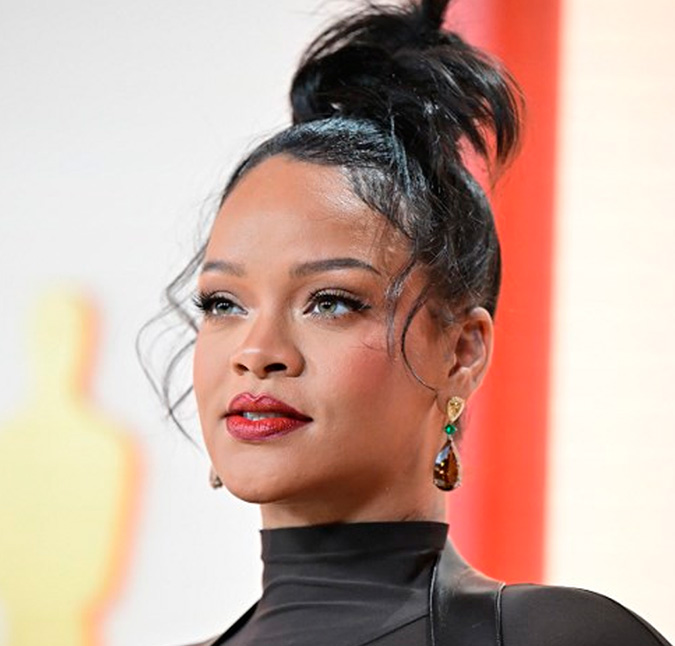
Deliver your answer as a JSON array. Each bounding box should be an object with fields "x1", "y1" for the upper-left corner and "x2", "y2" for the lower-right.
[
  {"x1": 314, "y1": 324, "x2": 388, "y2": 375},
  {"x1": 310, "y1": 331, "x2": 438, "y2": 487},
  {"x1": 193, "y1": 331, "x2": 224, "y2": 418},
  {"x1": 310, "y1": 328, "x2": 424, "y2": 428},
  {"x1": 325, "y1": 346, "x2": 392, "y2": 415},
  {"x1": 322, "y1": 320, "x2": 446, "y2": 458}
]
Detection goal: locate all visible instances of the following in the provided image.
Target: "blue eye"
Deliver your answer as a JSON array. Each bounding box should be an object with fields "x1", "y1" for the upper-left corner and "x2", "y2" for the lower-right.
[
  {"x1": 193, "y1": 292, "x2": 246, "y2": 318},
  {"x1": 306, "y1": 291, "x2": 369, "y2": 318}
]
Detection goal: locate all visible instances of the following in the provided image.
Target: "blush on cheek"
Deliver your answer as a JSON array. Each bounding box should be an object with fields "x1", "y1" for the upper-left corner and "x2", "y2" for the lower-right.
[
  {"x1": 327, "y1": 342, "x2": 405, "y2": 411},
  {"x1": 338, "y1": 346, "x2": 393, "y2": 386}
]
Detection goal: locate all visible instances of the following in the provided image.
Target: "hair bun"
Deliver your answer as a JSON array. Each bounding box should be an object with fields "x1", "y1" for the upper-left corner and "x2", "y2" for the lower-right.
[
  {"x1": 420, "y1": 0, "x2": 451, "y2": 29},
  {"x1": 290, "y1": 0, "x2": 521, "y2": 177}
]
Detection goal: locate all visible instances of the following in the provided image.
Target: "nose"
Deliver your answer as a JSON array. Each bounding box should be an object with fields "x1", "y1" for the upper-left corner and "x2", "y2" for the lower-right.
[{"x1": 230, "y1": 313, "x2": 305, "y2": 379}]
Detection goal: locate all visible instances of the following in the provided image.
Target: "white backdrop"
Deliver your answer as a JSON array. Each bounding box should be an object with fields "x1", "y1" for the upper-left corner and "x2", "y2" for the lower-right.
[
  {"x1": 0, "y1": 2, "x2": 333, "y2": 644},
  {"x1": 547, "y1": 0, "x2": 675, "y2": 639},
  {"x1": 0, "y1": 0, "x2": 673, "y2": 644}
]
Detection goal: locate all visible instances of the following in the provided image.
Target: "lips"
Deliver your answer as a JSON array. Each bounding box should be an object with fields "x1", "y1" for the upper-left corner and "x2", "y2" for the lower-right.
[{"x1": 225, "y1": 392, "x2": 312, "y2": 441}]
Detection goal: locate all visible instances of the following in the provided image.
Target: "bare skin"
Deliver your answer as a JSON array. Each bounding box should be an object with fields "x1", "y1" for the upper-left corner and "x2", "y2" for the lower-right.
[{"x1": 193, "y1": 155, "x2": 493, "y2": 529}]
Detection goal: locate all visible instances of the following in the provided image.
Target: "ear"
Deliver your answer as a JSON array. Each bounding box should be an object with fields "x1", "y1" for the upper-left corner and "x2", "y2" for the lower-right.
[{"x1": 436, "y1": 307, "x2": 494, "y2": 409}]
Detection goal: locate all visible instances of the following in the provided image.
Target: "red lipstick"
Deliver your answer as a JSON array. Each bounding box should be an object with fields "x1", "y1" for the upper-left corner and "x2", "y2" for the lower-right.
[{"x1": 225, "y1": 392, "x2": 312, "y2": 441}]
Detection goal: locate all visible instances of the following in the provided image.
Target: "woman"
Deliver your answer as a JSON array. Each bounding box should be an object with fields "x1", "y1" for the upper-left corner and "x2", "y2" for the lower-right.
[{"x1": 154, "y1": 0, "x2": 672, "y2": 644}]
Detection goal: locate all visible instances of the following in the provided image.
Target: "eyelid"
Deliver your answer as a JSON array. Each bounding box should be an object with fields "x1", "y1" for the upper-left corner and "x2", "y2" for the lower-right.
[
  {"x1": 304, "y1": 288, "x2": 370, "y2": 316},
  {"x1": 193, "y1": 289, "x2": 246, "y2": 318}
]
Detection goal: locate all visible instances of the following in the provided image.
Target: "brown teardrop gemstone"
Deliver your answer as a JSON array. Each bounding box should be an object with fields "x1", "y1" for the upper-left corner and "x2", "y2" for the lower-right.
[{"x1": 433, "y1": 438, "x2": 461, "y2": 491}]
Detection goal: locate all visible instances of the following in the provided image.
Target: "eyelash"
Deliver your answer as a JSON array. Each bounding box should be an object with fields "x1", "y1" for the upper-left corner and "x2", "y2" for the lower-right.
[
  {"x1": 305, "y1": 289, "x2": 370, "y2": 318},
  {"x1": 192, "y1": 289, "x2": 370, "y2": 320},
  {"x1": 192, "y1": 291, "x2": 244, "y2": 319}
]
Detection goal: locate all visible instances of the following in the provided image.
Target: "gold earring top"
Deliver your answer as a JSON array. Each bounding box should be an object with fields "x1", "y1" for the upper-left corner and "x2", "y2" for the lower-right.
[{"x1": 446, "y1": 396, "x2": 465, "y2": 423}]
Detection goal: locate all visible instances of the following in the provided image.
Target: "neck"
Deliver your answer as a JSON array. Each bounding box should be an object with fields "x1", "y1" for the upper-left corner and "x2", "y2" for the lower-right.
[{"x1": 260, "y1": 487, "x2": 447, "y2": 529}]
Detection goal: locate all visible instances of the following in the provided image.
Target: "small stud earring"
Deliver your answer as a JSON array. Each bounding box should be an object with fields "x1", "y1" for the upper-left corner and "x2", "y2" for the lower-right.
[
  {"x1": 433, "y1": 395, "x2": 465, "y2": 491},
  {"x1": 209, "y1": 466, "x2": 223, "y2": 489}
]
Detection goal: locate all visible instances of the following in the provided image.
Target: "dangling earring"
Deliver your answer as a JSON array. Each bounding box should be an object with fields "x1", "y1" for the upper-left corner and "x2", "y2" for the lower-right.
[
  {"x1": 209, "y1": 465, "x2": 223, "y2": 489},
  {"x1": 433, "y1": 395, "x2": 465, "y2": 491}
]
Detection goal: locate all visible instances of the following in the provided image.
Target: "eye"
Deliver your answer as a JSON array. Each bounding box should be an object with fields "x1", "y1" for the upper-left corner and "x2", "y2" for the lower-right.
[
  {"x1": 305, "y1": 290, "x2": 369, "y2": 318},
  {"x1": 193, "y1": 291, "x2": 246, "y2": 319}
]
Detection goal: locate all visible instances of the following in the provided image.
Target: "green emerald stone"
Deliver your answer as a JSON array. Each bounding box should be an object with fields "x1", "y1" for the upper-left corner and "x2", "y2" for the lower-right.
[{"x1": 444, "y1": 423, "x2": 457, "y2": 436}]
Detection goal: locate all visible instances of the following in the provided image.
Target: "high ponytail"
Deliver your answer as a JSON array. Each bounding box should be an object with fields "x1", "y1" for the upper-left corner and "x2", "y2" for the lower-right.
[{"x1": 289, "y1": 0, "x2": 520, "y2": 177}]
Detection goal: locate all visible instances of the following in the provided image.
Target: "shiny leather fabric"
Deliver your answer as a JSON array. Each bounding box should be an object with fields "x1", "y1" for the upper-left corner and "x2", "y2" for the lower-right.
[
  {"x1": 183, "y1": 540, "x2": 501, "y2": 646},
  {"x1": 181, "y1": 538, "x2": 675, "y2": 646},
  {"x1": 430, "y1": 540, "x2": 503, "y2": 646}
]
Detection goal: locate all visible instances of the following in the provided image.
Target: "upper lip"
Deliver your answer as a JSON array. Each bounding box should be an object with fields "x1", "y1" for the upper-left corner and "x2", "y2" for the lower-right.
[{"x1": 226, "y1": 392, "x2": 312, "y2": 420}]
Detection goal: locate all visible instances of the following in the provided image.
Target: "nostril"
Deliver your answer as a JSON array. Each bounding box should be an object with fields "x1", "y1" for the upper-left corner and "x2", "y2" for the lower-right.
[
  {"x1": 265, "y1": 362, "x2": 287, "y2": 373},
  {"x1": 234, "y1": 362, "x2": 249, "y2": 374}
]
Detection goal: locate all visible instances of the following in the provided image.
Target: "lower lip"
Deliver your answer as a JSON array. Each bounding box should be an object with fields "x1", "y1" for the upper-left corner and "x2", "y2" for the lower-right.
[{"x1": 225, "y1": 415, "x2": 310, "y2": 441}]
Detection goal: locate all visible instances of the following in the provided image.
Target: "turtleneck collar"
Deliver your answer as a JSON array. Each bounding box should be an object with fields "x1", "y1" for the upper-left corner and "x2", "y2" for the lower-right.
[
  {"x1": 225, "y1": 521, "x2": 447, "y2": 646},
  {"x1": 261, "y1": 520, "x2": 448, "y2": 562}
]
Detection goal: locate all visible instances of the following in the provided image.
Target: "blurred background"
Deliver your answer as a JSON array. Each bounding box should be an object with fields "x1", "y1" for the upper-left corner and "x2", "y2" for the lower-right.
[{"x1": 0, "y1": 0, "x2": 673, "y2": 644}]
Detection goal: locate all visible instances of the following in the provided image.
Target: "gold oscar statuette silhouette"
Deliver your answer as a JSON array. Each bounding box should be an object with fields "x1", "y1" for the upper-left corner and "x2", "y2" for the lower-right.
[{"x1": 0, "y1": 289, "x2": 141, "y2": 646}]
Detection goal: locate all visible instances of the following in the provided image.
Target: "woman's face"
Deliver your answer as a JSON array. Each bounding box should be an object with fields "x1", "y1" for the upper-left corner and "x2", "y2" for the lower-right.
[{"x1": 193, "y1": 155, "x2": 488, "y2": 527}]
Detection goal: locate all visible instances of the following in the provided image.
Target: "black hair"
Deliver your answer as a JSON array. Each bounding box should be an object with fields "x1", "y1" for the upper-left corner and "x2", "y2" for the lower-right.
[{"x1": 139, "y1": 0, "x2": 523, "y2": 439}]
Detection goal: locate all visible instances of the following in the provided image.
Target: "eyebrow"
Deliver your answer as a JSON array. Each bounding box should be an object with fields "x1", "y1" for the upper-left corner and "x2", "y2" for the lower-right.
[
  {"x1": 201, "y1": 260, "x2": 246, "y2": 276},
  {"x1": 291, "y1": 257, "x2": 381, "y2": 277},
  {"x1": 200, "y1": 257, "x2": 380, "y2": 277}
]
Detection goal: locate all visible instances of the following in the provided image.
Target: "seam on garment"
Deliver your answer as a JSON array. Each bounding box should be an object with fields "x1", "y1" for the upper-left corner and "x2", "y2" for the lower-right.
[
  {"x1": 358, "y1": 615, "x2": 428, "y2": 646},
  {"x1": 494, "y1": 582, "x2": 505, "y2": 646},
  {"x1": 428, "y1": 551, "x2": 441, "y2": 646}
]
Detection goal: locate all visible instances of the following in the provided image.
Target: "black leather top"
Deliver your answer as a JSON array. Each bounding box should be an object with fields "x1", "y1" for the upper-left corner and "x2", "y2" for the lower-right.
[
  {"x1": 180, "y1": 522, "x2": 672, "y2": 646},
  {"x1": 212, "y1": 521, "x2": 445, "y2": 646}
]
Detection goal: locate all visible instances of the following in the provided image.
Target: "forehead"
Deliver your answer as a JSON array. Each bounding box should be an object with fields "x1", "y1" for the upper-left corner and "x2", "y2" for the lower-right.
[{"x1": 206, "y1": 155, "x2": 405, "y2": 267}]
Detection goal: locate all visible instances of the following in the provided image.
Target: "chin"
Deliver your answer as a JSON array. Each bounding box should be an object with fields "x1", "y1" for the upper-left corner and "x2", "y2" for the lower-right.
[
  {"x1": 224, "y1": 481, "x2": 278, "y2": 504},
  {"x1": 219, "y1": 467, "x2": 300, "y2": 505}
]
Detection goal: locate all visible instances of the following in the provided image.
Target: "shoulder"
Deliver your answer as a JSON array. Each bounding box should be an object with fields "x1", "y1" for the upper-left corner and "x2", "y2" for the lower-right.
[{"x1": 501, "y1": 583, "x2": 671, "y2": 646}]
